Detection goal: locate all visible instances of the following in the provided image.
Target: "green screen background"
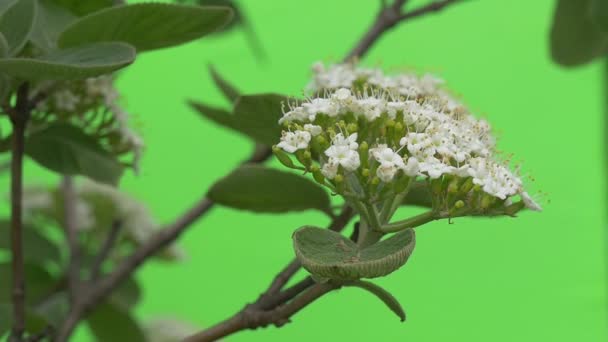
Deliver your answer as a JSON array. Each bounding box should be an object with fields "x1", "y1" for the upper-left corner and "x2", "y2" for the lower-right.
[{"x1": 7, "y1": 0, "x2": 608, "y2": 340}]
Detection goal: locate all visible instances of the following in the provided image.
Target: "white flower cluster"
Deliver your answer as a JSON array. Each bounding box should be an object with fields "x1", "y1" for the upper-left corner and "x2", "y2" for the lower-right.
[
  {"x1": 310, "y1": 62, "x2": 451, "y2": 101},
  {"x1": 276, "y1": 64, "x2": 541, "y2": 212}
]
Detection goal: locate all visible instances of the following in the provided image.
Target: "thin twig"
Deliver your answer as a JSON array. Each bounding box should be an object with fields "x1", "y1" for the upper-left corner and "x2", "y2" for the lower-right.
[
  {"x1": 8, "y1": 83, "x2": 31, "y2": 342},
  {"x1": 53, "y1": 145, "x2": 272, "y2": 342},
  {"x1": 345, "y1": 0, "x2": 462, "y2": 61},
  {"x1": 89, "y1": 220, "x2": 123, "y2": 281},
  {"x1": 61, "y1": 176, "x2": 81, "y2": 306}
]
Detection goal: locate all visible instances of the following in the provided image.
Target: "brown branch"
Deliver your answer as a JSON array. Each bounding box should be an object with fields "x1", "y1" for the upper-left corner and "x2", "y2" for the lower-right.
[
  {"x1": 8, "y1": 83, "x2": 31, "y2": 342},
  {"x1": 345, "y1": 0, "x2": 462, "y2": 61},
  {"x1": 61, "y1": 176, "x2": 81, "y2": 306},
  {"x1": 89, "y1": 220, "x2": 123, "y2": 281},
  {"x1": 53, "y1": 144, "x2": 272, "y2": 342},
  {"x1": 184, "y1": 283, "x2": 339, "y2": 342}
]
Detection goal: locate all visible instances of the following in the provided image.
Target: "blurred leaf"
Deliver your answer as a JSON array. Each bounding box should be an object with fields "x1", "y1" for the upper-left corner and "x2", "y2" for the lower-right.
[
  {"x1": 109, "y1": 278, "x2": 141, "y2": 311},
  {"x1": 401, "y1": 181, "x2": 432, "y2": 208},
  {"x1": 0, "y1": 0, "x2": 37, "y2": 56},
  {"x1": 208, "y1": 164, "x2": 332, "y2": 215},
  {"x1": 87, "y1": 301, "x2": 146, "y2": 342},
  {"x1": 590, "y1": 0, "x2": 608, "y2": 31},
  {"x1": 0, "y1": 263, "x2": 56, "y2": 305},
  {"x1": 51, "y1": 0, "x2": 114, "y2": 16},
  {"x1": 58, "y1": 3, "x2": 233, "y2": 52},
  {"x1": 232, "y1": 93, "x2": 285, "y2": 145},
  {"x1": 143, "y1": 318, "x2": 199, "y2": 342},
  {"x1": 25, "y1": 123, "x2": 124, "y2": 185},
  {"x1": 0, "y1": 302, "x2": 49, "y2": 337},
  {"x1": 190, "y1": 93, "x2": 288, "y2": 146},
  {"x1": 343, "y1": 280, "x2": 406, "y2": 322},
  {"x1": 189, "y1": 100, "x2": 236, "y2": 129},
  {"x1": 30, "y1": 0, "x2": 77, "y2": 52},
  {"x1": 0, "y1": 0, "x2": 19, "y2": 16},
  {"x1": 550, "y1": 0, "x2": 608, "y2": 66},
  {"x1": 0, "y1": 220, "x2": 62, "y2": 265},
  {"x1": 0, "y1": 42, "x2": 135, "y2": 81},
  {"x1": 209, "y1": 65, "x2": 239, "y2": 103},
  {"x1": 293, "y1": 227, "x2": 416, "y2": 280},
  {"x1": 0, "y1": 32, "x2": 8, "y2": 57}
]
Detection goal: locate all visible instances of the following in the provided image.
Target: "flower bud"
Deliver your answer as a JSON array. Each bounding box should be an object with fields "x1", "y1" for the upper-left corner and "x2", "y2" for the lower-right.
[
  {"x1": 273, "y1": 145, "x2": 296, "y2": 168},
  {"x1": 454, "y1": 200, "x2": 465, "y2": 209},
  {"x1": 311, "y1": 165, "x2": 325, "y2": 185}
]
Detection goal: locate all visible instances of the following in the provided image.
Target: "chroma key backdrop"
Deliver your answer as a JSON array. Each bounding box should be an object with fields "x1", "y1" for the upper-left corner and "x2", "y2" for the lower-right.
[{"x1": 0, "y1": 0, "x2": 606, "y2": 341}]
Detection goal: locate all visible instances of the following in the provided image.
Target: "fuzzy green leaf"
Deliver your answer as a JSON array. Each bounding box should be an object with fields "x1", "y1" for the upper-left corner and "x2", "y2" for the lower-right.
[
  {"x1": 293, "y1": 227, "x2": 416, "y2": 280},
  {"x1": 550, "y1": 0, "x2": 608, "y2": 66},
  {"x1": 51, "y1": 0, "x2": 114, "y2": 16},
  {"x1": 25, "y1": 123, "x2": 124, "y2": 185},
  {"x1": 0, "y1": 221, "x2": 62, "y2": 265},
  {"x1": 209, "y1": 164, "x2": 331, "y2": 215},
  {"x1": 0, "y1": 42, "x2": 135, "y2": 81},
  {"x1": 343, "y1": 280, "x2": 406, "y2": 322},
  {"x1": 0, "y1": 0, "x2": 37, "y2": 56},
  {"x1": 30, "y1": 0, "x2": 77, "y2": 52},
  {"x1": 58, "y1": 3, "x2": 233, "y2": 52},
  {"x1": 209, "y1": 65, "x2": 239, "y2": 103},
  {"x1": 87, "y1": 301, "x2": 146, "y2": 342}
]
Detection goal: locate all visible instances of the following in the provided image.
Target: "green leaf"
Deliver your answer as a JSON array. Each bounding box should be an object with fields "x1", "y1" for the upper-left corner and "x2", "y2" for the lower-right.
[
  {"x1": 87, "y1": 301, "x2": 146, "y2": 342},
  {"x1": 109, "y1": 278, "x2": 141, "y2": 311},
  {"x1": 25, "y1": 123, "x2": 124, "y2": 185},
  {"x1": 209, "y1": 65, "x2": 239, "y2": 103},
  {"x1": 590, "y1": 0, "x2": 608, "y2": 32},
  {"x1": 0, "y1": 42, "x2": 135, "y2": 81},
  {"x1": 51, "y1": 0, "x2": 114, "y2": 16},
  {"x1": 0, "y1": 0, "x2": 37, "y2": 56},
  {"x1": 401, "y1": 181, "x2": 432, "y2": 208},
  {"x1": 58, "y1": 3, "x2": 233, "y2": 52},
  {"x1": 0, "y1": 32, "x2": 8, "y2": 57},
  {"x1": 343, "y1": 280, "x2": 406, "y2": 322},
  {"x1": 30, "y1": 0, "x2": 77, "y2": 52},
  {"x1": 293, "y1": 227, "x2": 416, "y2": 280},
  {"x1": 0, "y1": 303, "x2": 48, "y2": 337},
  {"x1": 0, "y1": 221, "x2": 62, "y2": 265},
  {"x1": 189, "y1": 100, "x2": 236, "y2": 129},
  {"x1": 232, "y1": 94, "x2": 286, "y2": 146},
  {"x1": 0, "y1": 0, "x2": 18, "y2": 16},
  {"x1": 208, "y1": 164, "x2": 331, "y2": 215},
  {"x1": 0, "y1": 263, "x2": 56, "y2": 305},
  {"x1": 550, "y1": 0, "x2": 608, "y2": 66}
]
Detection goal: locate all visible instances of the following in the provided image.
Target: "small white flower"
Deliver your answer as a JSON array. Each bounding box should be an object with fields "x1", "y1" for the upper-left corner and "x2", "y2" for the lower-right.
[
  {"x1": 402, "y1": 157, "x2": 420, "y2": 177},
  {"x1": 304, "y1": 124, "x2": 322, "y2": 136},
  {"x1": 321, "y1": 160, "x2": 339, "y2": 179},
  {"x1": 325, "y1": 145, "x2": 360, "y2": 171},
  {"x1": 332, "y1": 133, "x2": 359, "y2": 150},
  {"x1": 376, "y1": 164, "x2": 398, "y2": 182},
  {"x1": 333, "y1": 88, "x2": 353, "y2": 101},
  {"x1": 370, "y1": 145, "x2": 404, "y2": 169},
  {"x1": 277, "y1": 130, "x2": 311, "y2": 153}
]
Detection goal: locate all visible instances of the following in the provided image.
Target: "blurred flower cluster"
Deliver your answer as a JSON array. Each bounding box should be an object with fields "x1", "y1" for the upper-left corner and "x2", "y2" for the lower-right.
[{"x1": 33, "y1": 76, "x2": 144, "y2": 172}]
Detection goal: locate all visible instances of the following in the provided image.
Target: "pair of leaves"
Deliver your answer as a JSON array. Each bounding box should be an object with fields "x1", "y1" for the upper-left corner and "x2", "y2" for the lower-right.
[
  {"x1": 551, "y1": 0, "x2": 608, "y2": 66},
  {"x1": 293, "y1": 226, "x2": 416, "y2": 280},
  {"x1": 208, "y1": 164, "x2": 332, "y2": 216},
  {"x1": 190, "y1": 67, "x2": 287, "y2": 146},
  {"x1": 25, "y1": 123, "x2": 124, "y2": 185},
  {"x1": 0, "y1": 220, "x2": 62, "y2": 266}
]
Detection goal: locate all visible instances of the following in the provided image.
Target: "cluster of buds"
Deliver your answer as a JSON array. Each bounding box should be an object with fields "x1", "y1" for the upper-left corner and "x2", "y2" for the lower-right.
[
  {"x1": 274, "y1": 63, "x2": 540, "y2": 231},
  {"x1": 34, "y1": 76, "x2": 144, "y2": 172}
]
